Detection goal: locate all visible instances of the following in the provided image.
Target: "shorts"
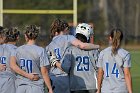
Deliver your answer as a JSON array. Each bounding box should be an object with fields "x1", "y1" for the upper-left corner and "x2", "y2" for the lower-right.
[
  {"x1": 71, "y1": 89, "x2": 97, "y2": 93},
  {"x1": 50, "y1": 75, "x2": 70, "y2": 93},
  {"x1": 0, "y1": 76, "x2": 16, "y2": 93}
]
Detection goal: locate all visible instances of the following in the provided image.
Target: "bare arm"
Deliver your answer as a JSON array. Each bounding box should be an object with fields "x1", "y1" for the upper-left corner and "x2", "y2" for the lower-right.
[
  {"x1": 10, "y1": 56, "x2": 39, "y2": 80},
  {"x1": 97, "y1": 68, "x2": 104, "y2": 93},
  {"x1": 41, "y1": 66, "x2": 53, "y2": 93},
  {"x1": 71, "y1": 39, "x2": 99, "y2": 50},
  {"x1": 124, "y1": 67, "x2": 132, "y2": 93},
  {"x1": 55, "y1": 62, "x2": 63, "y2": 71}
]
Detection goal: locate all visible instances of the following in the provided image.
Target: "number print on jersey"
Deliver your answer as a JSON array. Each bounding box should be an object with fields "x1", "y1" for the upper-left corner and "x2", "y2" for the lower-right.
[
  {"x1": 54, "y1": 48, "x2": 61, "y2": 60},
  {"x1": 0, "y1": 56, "x2": 6, "y2": 64},
  {"x1": 20, "y1": 59, "x2": 32, "y2": 73},
  {"x1": 105, "y1": 63, "x2": 119, "y2": 78},
  {"x1": 76, "y1": 56, "x2": 89, "y2": 71}
]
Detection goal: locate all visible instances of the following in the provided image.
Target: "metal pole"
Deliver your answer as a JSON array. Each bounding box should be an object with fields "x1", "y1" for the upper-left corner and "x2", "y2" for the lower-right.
[
  {"x1": 0, "y1": 0, "x2": 3, "y2": 26},
  {"x1": 73, "y1": 0, "x2": 77, "y2": 26}
]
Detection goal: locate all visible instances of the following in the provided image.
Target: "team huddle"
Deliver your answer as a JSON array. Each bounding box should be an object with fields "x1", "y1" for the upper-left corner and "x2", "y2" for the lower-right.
[{"x1": 0, "y1": 19, "x2": 132, "y2": 93}]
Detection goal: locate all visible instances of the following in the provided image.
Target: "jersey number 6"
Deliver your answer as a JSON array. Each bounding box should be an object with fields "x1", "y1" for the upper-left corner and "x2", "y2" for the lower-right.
[{"x1": 0, "y1": 56, "x2": 6, "y2": 64}]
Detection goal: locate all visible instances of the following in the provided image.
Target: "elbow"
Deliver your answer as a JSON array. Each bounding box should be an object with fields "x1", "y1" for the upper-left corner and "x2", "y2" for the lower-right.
[{"x1": 78, "y1": 44, "x2": 86, "y2": 49}]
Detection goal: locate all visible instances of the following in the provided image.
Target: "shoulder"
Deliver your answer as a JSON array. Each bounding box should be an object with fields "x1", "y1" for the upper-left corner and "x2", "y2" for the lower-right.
[
  {"x1": 4, "y1": 44, "x2": 17, "y2": 51},
  {"x1": 100, "y1": 47, "x2": 111, "y2": 54},
  {"x1": 17, "y1": 45, "x2": 25, "y2": 50},
  {"x1": 32, "y1": 45, "x2": 44, "y2": 52},
  {"x1": 118, "y1": 48, "x2": 130, "y2": 58}
]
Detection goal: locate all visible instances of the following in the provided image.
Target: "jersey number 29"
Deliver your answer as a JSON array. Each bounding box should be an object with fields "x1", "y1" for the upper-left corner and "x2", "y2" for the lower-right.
[
  {"x1": 76, "y1": 56, "x2": 89, "y2": 71},
  {"x1": 20, "y1": 59, "x2": 32, "y2": 73}
]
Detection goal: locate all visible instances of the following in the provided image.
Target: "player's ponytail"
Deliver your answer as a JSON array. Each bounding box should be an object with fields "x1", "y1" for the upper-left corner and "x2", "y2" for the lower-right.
[
  {"x1": 50, "y1": 19, "x2": 69, "y2": 39},
  {"x1": 5, "y1": 27, "x2": 20, "y2": 43},
  {"x1": 110, "y1": 28, "x2": 123, "y2": 55},
  {"x1": 25, "y1": 25, "x2": 40, "y2": 40}
]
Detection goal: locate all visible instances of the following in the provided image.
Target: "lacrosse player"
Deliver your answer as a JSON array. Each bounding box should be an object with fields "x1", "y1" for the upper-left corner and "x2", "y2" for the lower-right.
[
  {"x1": 0, "y1": 26, "x2": 6, "y2": 71},
  {"x1": 49, "y1": 23, "x2": 99, "y2": 93},
  {"x1": 97, "y1": 28, "x2": 132, "y2": 93},
  {"x1": 10, "y1": 25, "x2": 53, "y2": 93},
  {"x1": 0, "y1": 27, "x2": 20, "y2": 93},
  {"x1": 0, "y1": 26, "x2": 6, "y2": 44},
  {"x1": 46, "y1": 19, "x2": 100, "y2": 93}
]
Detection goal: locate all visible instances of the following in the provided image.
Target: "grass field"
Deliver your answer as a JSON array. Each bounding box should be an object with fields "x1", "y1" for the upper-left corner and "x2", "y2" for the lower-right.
[
  {"x1": 130, "y1": 50, "x2": 140, "y2": 93},
  {"x1": 45, "y1": 50, "x2": 140, "y2": 93}
]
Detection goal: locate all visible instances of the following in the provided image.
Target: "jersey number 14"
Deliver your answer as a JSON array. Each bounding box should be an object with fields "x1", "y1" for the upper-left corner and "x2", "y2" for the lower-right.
[{"x1": 106, "y1": 63, "x2": 119, "y2": 78}]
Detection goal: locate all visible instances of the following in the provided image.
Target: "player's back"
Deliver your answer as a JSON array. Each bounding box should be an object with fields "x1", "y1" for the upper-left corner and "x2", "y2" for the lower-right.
[
  {"x1": 46, "y1": 34, "x2": 75, "y2": 75},
  {"x1": 0, "y1": 44, "x2": 17, "y2": 77},
  {"x1": 97, "y1": 46, "x2": 130, "y2": 93},
  {"x1": 16, "y1": 44, "x2": 45, "y2": 86},
  {"x1": 66, "y1": 46, "x2": 98, "y2": 91}
]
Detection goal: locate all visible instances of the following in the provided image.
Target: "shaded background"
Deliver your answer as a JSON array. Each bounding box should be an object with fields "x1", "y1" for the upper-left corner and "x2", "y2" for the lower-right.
[
  {"x1": 3, "y1": 0, "x2": 140, "y2": 47},
  {"x1": 2, "y1": 0, "x2": 140, "y2": 92}
]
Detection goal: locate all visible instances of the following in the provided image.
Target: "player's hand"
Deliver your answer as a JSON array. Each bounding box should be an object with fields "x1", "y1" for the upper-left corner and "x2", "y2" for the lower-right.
[
  {"x1": 0, "y1": 64, "x2": 6, "y2": 71},
  {"x1": 48, "y1": 88, "x2": 53, "y2": 93},
  {"x1": 49, "y1": 51, "x2": 59, "y2": 67},
  {"x1": 28, "y1": 73, "x2": 40, "y2": 81},
  {"x1": 96, "y1": 90, "x2": 100, "y2": 93}
]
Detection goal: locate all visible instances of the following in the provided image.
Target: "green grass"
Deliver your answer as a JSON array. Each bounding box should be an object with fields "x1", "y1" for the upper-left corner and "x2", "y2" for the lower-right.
[
  {"x1": 45, "y1": 50, "x2": 140, "y2": 93},
  {"x1": 130, "y1": 50, "x2": 140, "y2": 93}
]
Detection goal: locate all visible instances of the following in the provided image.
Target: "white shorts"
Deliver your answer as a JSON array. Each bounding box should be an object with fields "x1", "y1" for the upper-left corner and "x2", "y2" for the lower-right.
[
  {"x1": 0, "y1": 76, "x2": 16, "y2": 93},
  {"x1": 16, "y1": 84, "x2": 44, "y2": 93}
]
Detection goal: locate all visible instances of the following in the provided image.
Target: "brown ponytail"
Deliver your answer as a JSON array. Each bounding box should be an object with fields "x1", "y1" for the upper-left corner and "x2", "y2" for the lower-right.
[
  {"x1": 5, "y1": 27, "x2": 20, "y2": 42},
  {"x1": 25, "y1": 25, "x2": 40, "y2": 40},
  {"x1": 50, "y1": 19, "x2": 69, "y2": 39},
  {"x1": 110, "y1": 28, "x2": 123, "y2": 55}
]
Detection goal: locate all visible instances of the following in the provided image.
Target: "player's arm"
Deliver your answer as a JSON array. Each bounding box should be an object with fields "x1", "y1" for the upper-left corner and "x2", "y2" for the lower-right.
[
  {"x1": 97, "y1": 67, "x2": 103, "y2": 93},
  {"x1": 124, "y1": 67, "x2": 132, "y2": 93},
  {"x1": 41, "y1": 66, "x2": 53, "y2": 93},
  {"x1": 49, "y1": 51, "x2": 71, "y2": 73},
  {"x1": 71, "y1": 39, "x2": 100, "y2": 50},
  {"x1": 123, "y1": 53, "x2": 132, "y2": 93},
  {"x1": 10, "y1": 56, "x2": 39, "y2": 81}
]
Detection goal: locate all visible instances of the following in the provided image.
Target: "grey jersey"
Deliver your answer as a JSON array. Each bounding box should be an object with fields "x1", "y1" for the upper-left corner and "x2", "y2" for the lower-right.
[
  {"x1": 97, "y1": 47, "x2": 131, "y2": 93},
  {"x1": 15, "y1": 44, "x2": 48, "y2": 86},
  {"x1": 0, "y1": 44, "x2": 17, "y2": 77},
  {"x1": 62, "y1": 46, "x2": 98, "y2": 91},
  {"x1": 46, "y1": 35, "x2": 76, "y2": 76}
]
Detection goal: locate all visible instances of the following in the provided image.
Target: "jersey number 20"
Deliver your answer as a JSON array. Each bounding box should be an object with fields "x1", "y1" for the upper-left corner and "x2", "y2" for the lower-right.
[
  {"x1": 76, "y1": 56, "x2": 89, "y2": 71},
  {"x1": 20, "y1": 59, "x2": 32, "y2": 73}
]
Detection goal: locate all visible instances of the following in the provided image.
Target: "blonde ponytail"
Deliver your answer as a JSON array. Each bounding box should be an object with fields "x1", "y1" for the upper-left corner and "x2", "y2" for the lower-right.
[{"x1": 110, "y1": 28, "x2": 123, "y2": 55}]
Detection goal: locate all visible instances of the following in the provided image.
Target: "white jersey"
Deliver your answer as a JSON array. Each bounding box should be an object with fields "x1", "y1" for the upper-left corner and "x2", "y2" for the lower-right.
[
  {"x1": 45, "y1": 35, "x2": 76, "y2": 93},
  {"x1": 61, "y1": 46, "x2": 99, "y2": 91},
  {"x1": 97, "y1": 46, "x2": 131, "y2": 93},
  {"x1": 15, "y1": 44, "x2": 49, "y2": 87},
  {"x1": 0, "y1": 44, "x2": 17, "y2": 93},
  {"x1": 46, "y1": 35, "x2": 76, "y2": 76},
  {"x1": 0, "y1": 44, "x2": 17, "y2": 77}
]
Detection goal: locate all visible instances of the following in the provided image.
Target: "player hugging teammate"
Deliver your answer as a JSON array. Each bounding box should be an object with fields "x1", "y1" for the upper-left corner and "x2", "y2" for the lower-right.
[
  {"x1": 0, "y1": 27, "x2": 20, "y2": 93},
  {"x1": 0, "y1": 19, "x2": 132, "y2": 93}
]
